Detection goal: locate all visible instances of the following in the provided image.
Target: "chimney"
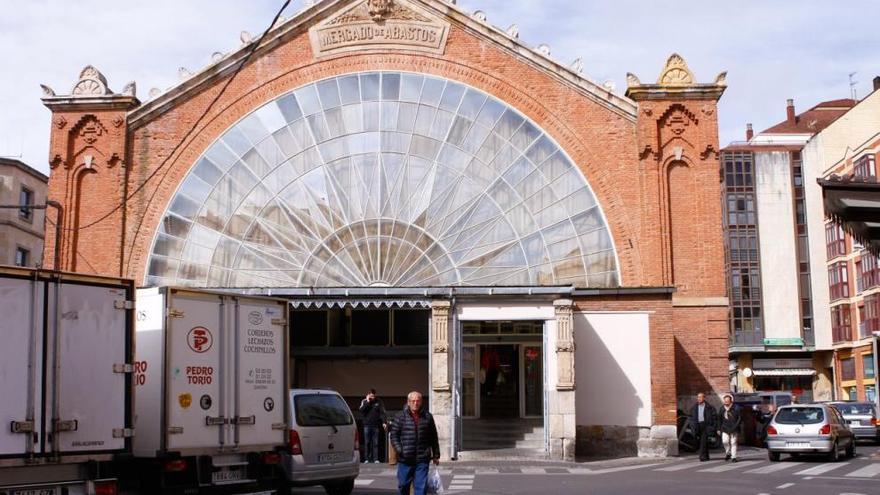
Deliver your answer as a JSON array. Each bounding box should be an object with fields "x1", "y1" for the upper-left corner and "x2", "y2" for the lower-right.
[
  {"x1": 786, "y1": 99, "x2": 796, "y2": 125},
  {"x1": 874, "y1": 76, "x2": 880, "y2": 92},
  {"x1": 746, "y1": 123, "x2": 754, "y2": 141}
]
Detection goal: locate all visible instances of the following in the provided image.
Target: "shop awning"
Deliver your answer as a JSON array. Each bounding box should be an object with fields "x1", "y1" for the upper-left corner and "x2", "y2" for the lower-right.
[
  {"x1": 819, "y1": 177, "x2": 880, "y2": 255},
  {"x1": 289, "y1": 299, "x2": 431, "y2": 309},
  {"x1": 752, "y1": 368, "x2": 816, "y2": 376}
]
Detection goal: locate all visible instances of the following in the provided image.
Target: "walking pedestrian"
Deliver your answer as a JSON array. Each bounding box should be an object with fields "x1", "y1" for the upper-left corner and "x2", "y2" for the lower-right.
[
  {"x1": 359, "y1": 388, "x2": 387, "y2": 463},
  {"x1": 689, "y1": 392, "x2": 717, "y2": 461},
  {"x1": 717, "y1": 394, "x2": 742, "y2": 462},
  {"x1": 389, "y1": 391, "x2": 440, "y2": 495}
]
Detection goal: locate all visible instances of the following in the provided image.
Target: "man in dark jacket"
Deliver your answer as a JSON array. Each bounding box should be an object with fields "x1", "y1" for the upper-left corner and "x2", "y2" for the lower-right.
[
  {"x1": 717, "y1": 394, "x2": 742, "y2": 462},
  {"x1": 359, "y1": 388, "x2": 387, "y2": 463},
  {"x1": 689, "y1": 392, "x2": 717, "y2": 461},
  {"x1": 389, "y1": 391, "x2": 440, "y2": 495}
]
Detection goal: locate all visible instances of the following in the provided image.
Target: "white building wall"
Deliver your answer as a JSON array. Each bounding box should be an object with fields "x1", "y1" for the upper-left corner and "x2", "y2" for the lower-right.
[
  {"x1": 573, "y1": 312, "x2": 652, "y2": 427},
  {"x1": 802, "y1": 138, "x2": 833, "y2": 350},
  {"x1": 754, "y1": 151, "x2": 802, "y2": 341},
  {"x1": 802, "y1": 90, "x2": 880, "y2": 350}
]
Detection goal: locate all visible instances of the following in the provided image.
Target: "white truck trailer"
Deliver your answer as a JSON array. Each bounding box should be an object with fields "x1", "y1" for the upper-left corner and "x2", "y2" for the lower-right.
[
  {"x1": 130, "y1": 287, "x2": 289, "y2": 494},
  {"x1": 0, "y1": 266, "x2": 134, "y2": 495}
]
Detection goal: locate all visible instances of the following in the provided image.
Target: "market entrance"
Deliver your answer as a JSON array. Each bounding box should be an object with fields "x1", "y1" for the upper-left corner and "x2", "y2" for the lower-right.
[
  {"x1": 460, "y1": 321, "x2": 545, "y2": 452},
  {"x1": 288, "y1": 301, "x2": 431, "y2": 461}
]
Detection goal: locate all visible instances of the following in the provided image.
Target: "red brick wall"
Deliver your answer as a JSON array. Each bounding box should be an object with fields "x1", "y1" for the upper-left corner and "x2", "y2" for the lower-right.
[
  {"x1": 43, "y1": 110, "x2": 130, "y2": 274},
  {"x1": 42, "y1": 6, "x2": 729, "y2": 425}
]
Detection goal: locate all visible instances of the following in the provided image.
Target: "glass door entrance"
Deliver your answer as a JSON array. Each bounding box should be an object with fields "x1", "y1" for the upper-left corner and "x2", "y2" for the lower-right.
[
  {"x1": 479, "y1": 345, "x2": 519, "y2": 418},
  {"x1": 461, "y1": 341, "x2": 543, "y2": 418}
]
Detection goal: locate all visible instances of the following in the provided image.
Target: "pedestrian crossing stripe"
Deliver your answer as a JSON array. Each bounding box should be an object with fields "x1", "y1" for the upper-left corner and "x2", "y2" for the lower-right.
[
  {"x1": 697, "y1": 460, "x2": 761, "y2": 472},
  {"x1": 843, "y1": 464, "x2": 880, "y2": 478},
  {"x1": 354, "y1": 479, "x2": 374, "y2": 486},
  {"x1": 654, "y1": 460, "x2": 723, "y2": 471},
  {"x1": 794, "y1": 462, "x2": 848, "y2": 476},
  {"x1": 745, "y1": 462, "x2": 803, "y2": 474}
]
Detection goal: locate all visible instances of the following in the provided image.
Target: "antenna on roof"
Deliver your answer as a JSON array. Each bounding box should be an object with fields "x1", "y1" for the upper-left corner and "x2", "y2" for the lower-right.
[{"x1": 848, "y1": 72, "x2": 858, "y2": 100}]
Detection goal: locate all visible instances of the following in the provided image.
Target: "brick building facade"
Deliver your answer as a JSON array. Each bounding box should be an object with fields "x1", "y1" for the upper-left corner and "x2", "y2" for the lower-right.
[{"x1": 39, "y1": 0, "x2": 729, "y2": 459}]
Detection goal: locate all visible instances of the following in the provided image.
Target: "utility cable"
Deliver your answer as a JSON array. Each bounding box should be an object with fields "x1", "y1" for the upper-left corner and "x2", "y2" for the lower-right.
[{"x1": 70, "y1": 0, "x2": 293, "y2": 232}]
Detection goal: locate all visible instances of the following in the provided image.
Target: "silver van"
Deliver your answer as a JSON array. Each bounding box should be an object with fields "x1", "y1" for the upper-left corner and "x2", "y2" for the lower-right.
[
  {"x1": 280, "y1": 389, "x2": 360, "y2": 495},
  {"x1": 766, "y1": 404, "x2": 856, "y2": 461}
]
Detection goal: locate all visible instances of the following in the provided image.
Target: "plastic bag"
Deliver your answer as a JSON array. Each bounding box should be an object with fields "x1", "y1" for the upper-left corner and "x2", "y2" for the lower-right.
[{"x1": 427, "y1": 465, "x2": 444, "y2": 494}]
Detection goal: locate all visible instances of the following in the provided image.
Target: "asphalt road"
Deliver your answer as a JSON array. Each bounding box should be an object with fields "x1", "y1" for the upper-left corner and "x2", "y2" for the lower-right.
[{"x1": 290, "y1": 443, "x2": 880, "y2": 495}]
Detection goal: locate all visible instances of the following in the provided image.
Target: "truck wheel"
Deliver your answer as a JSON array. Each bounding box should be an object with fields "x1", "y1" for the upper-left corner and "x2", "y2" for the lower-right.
[
  {"x1": 324, "y1": 479, "x2": 355, "y2": 495},
  {"x1": 768, "y1": 451, "x2": 780, "y2": 462}
]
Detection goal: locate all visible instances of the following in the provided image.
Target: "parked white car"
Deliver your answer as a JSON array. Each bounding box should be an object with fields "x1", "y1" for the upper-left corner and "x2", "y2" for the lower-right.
[
  {"x1": 280, "y1": 389, "x2": 360, "y2": 495},
  {"x1": 766, "y1": 404, "x2": 856, "y2": 461}
]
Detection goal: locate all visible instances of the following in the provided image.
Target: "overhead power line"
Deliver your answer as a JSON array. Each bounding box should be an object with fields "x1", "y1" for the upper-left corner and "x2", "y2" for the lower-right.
[{"x1": 70, "y1": 0, "x2": 293, "y2": 232}]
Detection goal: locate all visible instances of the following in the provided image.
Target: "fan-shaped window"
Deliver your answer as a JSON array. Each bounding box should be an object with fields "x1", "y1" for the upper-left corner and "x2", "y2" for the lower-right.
[{"x1": 146, "y1": 72, "x2": 618, "y2": 288}]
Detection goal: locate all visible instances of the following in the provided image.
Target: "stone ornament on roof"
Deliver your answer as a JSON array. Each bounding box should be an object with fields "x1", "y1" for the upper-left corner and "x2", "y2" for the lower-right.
[
  {"x1": 657, "y1": 53, "x2": 693, "y2": 85},
  {"x1": 72, "y1": 65, "x2": 113, "y2": 96},
  {"x1": 328, "y1": 0, "x2": 431, "y2": 25},
  {"x1": 41, "y1": 65, "x2": 140, "y2": 113},
  {"x1": 368, "y1": 0, "x2": 393, "y2": 20},
  {"x1": 625, "y1": 53, "x2": 726, "y2": 100}
]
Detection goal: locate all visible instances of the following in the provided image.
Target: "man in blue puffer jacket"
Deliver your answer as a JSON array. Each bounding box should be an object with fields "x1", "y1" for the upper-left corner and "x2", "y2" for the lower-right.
[{"x1": 389, "y1": 391, "x2": 440, "y2": 495}]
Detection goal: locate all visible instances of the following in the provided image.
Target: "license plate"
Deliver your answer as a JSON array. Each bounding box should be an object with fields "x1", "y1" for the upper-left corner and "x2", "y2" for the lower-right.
[
  {"x1": 212, "y1": 467, "x2": 245, "y2": 483},
  {"x1": 12, "y1": 490, "x2": 58, "y2": 495},
  {"x1": 317, "y1": 452, "x2": 347, "y2": 463},
  {"x1": 786, "y1": 442, "x2": 810, "y2": 448},
  {"x1": 847, "y1": 420, "x2": 860, "y2": 426}
]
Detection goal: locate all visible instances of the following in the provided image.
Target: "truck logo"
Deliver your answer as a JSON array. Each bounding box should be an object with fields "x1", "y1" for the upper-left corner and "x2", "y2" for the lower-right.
[
  {"x1": 200, "y1": 394, "x2": 212, "y2": 410},
  {"x1": 248, "y1": 311, "x2": 263, "y2": 325},
  {"x1": 187, "y1": 326, "x2": 213, "y2": 353},
  {"x1": 179, "y1": 393, "x2": 192, "y2": 409},
  {"x1": 136, "y1": 310, "x2": 147, "y2": 321},
  {"x1": 264, "y1": 397, "x2": 275, "y2": 412}
]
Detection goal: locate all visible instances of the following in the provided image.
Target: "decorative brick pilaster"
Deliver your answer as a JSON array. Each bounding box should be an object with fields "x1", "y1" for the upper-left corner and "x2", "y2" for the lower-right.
[{"x1": 41, "y1": 66, "x2": 139, "y2": 275}]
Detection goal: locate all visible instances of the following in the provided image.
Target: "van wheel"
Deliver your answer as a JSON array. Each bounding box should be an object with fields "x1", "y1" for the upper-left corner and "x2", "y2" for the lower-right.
[
  {"x1": 845, "y1": 440, "x2": 855, "y2": 458},
  {"x1": 768, "y1": 451, "x2": 780, "y2": 462},
  {"x1": 827, "y1": 441, "x2": 839, "y2": 462},
  {"x1": 324, "y1": 479, "x2": 355, "y2": 495}
]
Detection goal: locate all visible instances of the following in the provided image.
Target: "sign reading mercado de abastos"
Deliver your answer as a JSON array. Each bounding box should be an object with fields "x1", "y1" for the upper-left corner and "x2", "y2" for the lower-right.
[{"x1": 310, "y1": 0, "x2": 450, "y2": 56}]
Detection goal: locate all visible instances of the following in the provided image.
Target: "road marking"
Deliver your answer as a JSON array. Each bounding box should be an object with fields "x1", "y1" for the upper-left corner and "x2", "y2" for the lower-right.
[
  {"x1": 775, "y1": 483, "x2": 794, "y2": 489},
  {"x1": 567, "y1": 468, "x2": 593, "y2": 474},
  {"x1": 521, "y1": 467, "x2": 546, "y2": 474},
  {"x1": 448, "y1": 474, "x2": 474, "y2": 492},
  {"x1": 589, "y1": 463, "x2": 667, "y2": 475},
  {"x1": 794, "y1": 462, "x2": 849, "y2": 476},
  {"x1": 843, "y1": 463, "x2": 880, "y2": 478},
  {"x1": 745, "y1": 462, "x2": 803, "y2": 474},
  {"x1": 655, "y1": 460, "x2": 723, "y2": 471},
  {"x1": 697, "y1": 460, "x2": 761, "y2": 472},
  {"x1": 354, "y1": 479, "x2": 374, "y2": 486}
]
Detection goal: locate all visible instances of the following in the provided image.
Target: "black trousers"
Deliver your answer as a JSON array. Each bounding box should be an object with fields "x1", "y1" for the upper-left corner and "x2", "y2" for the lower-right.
[{"x1": 695, "y1": 422, "x2": 711, "y2": 460}]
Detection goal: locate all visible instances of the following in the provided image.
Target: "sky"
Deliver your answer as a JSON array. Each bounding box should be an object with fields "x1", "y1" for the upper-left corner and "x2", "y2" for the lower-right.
[{"x1": 1, "y1": 0, "x2": 878, "y2": 174}]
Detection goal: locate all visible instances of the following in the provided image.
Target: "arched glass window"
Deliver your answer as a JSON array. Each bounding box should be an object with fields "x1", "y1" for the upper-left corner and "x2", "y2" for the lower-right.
[{"x1": 146, "y1": 72, "x2": 618, "y2": 288}]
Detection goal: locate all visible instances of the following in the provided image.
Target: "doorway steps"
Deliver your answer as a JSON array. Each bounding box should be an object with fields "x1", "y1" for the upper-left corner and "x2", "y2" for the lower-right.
[{"x1": 460, "y1": 418, "x2": 545, "y2": 454}]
